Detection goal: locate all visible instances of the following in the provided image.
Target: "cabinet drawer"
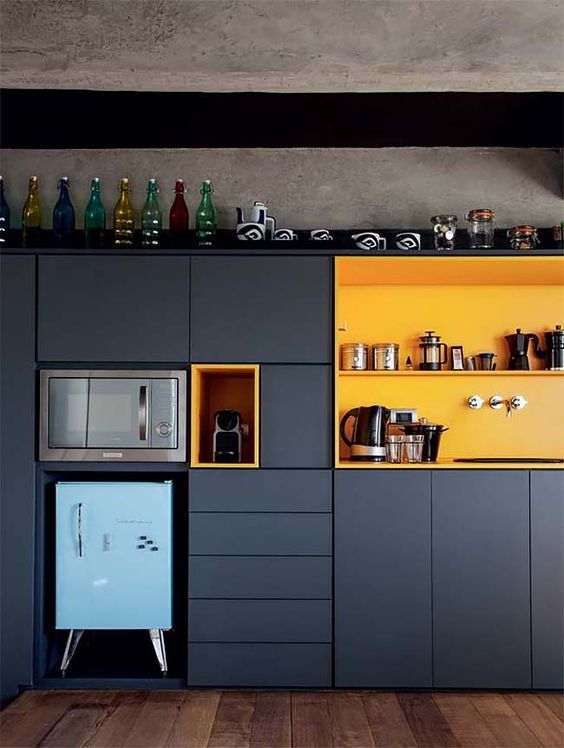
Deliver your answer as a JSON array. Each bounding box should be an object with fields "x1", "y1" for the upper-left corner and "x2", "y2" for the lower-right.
[
  {"x1": 190, "y1": 470, "x2": 332, "y2": 512},
  {"x1": 189, "y1": 513, "x2": 332, "y2": 556},
  {"x1": 189, "y1": 600, "x2": 331, "y2": 642},
  {"x1": 189, "y1": 556, "x2": 331, "y2": 599},
  {"x1": 188, "y1": 643, "x2": 331, "y2": 687}
]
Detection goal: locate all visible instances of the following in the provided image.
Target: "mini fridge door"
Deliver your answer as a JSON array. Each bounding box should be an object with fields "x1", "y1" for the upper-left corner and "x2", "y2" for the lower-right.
[{"x1": 56, "y1": 482, "x2": 172, "y2": 630}]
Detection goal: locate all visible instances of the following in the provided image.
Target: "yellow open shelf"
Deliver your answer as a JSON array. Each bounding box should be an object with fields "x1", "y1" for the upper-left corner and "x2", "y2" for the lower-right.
[
  {"x1": 338, "y1": 370, "x2": 564, "y2": 376},
  {"x1": 191, "y1": 364, "x2": 260, "y2": 468}
]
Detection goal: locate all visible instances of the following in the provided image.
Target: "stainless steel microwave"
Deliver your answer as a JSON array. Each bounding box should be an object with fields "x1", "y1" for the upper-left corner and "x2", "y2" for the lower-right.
[{"x1": 40, "y1": 370, "x2": 187, "y2": 462}]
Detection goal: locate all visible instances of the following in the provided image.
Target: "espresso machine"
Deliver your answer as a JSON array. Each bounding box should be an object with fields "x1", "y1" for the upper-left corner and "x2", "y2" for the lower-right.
[
  {"x1": 212, "y1": 410, "x2": 247, "y2": 463},
  {"x1": 505, "y1": 328, "x2": 543, "y2": 370},
  {"x1": 339, "y1": 405, "x2": 390, "y2": 461},
  {"x1": 544, "y1": 325, "x2": 564, "y2": 370}
]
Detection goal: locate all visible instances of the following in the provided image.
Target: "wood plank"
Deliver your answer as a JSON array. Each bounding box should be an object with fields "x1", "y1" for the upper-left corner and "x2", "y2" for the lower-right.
[
  {"x1": 328, "y1": 692, "x2": 375, "y2": 748},
  {"x1": 208, "y1": 692, "x2": 256, "y2": 748},
  {"x1": 39, "y1": 704, "x2": 110, "y2": 748},
  {"x1": 86, "y1": 691, "x2": 148, "y2": 747},
  {"x1": 433, "y1": 693, "x2": 499, "y2": 747},
  {"x1": 0, "y1": 692, "x2": 86, "y2": 748},
  {"x1": 166, "y1": 691, "x2": 221, "y2": 748},
  {"x1": 362, "y1": 693, "x2": 417, "y2": 747},
  {"x1": 470, "y1": 694, "x2": 542, "y2": 748},
  {"x1": 250, "y1": 692, "x2": 291, "y2": 748},
  {"x1": 397, "y1": 693, "x2": 459, "y2": 748},
  {"x1": 538, "y1": 694, "x2": 564, "y2": 723},
  {"x1": 1, "y1": 690, "x2": 47, "y2": 715},
  {"x1": 504, "y1": 694, "x2": 564, "y2": 748},
  {"x1": 291, "y1": 692, "x2": 333, "y2": 748},
  {"x1": 124, "y1": 691, "x2": 185, "y2": 748}
]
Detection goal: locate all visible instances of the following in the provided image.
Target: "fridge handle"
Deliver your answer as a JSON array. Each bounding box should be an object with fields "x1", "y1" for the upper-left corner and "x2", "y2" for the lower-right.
[
  {"x1": 77, "y1": 503, "x2": 83, "y2": 557},
  {"x1": 139, "y1": 385, "x2": 148, "y2": 441}
]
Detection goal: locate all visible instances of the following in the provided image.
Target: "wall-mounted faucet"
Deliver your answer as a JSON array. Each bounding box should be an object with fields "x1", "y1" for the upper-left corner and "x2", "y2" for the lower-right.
[{"x1": 467, "y1": 395, "x2": 528, "y2": 418}]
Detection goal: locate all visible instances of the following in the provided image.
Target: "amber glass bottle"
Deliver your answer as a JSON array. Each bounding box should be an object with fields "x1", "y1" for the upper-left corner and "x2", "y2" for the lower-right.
[
  {"x1": 22, "y1": 175, "x2": 41, "y2": 248},
  {"x1": 113, "y1": 178, "x2": 134, "y2": 247}
]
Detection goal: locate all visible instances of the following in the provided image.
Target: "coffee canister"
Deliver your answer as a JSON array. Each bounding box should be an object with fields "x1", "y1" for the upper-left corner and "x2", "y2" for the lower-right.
[
  {"x1": 340, "y1": 343, "x2": 369, "y2": 370},
  {"x1": 372, "y1": 343, "x2": 399, "y2": 370}
]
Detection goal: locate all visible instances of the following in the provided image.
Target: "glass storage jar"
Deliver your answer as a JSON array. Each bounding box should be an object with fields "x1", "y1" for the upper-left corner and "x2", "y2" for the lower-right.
[
  {"x1": 465, "y1": 208, "x2": 495, "y2": 249},
  {"x1": 507, "y1": 225, "x2": 539, "y2": 251},
  {"x1": 430, "y1": 214, "x2": 457, "y2": 251}
]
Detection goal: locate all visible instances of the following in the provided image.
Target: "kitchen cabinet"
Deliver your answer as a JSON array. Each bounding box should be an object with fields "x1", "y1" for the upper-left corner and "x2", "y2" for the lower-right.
[
  {"x1": 38, "y1": 256, "x2": 190, "y2": 361},
  {"x1": 190, "y1": 257, "x2": 331, "y2": 363},
  {"x1": 335, "y1": 471, "x2": 432, "y2": 687},
  {"x1": 0, "y1": 257, "x2": 35, "y2": 704},
  {"x1": 531, "y1": 471, "x2": 564, "y2": 689},
  {"x1": 261, "y1": 365, "x2": 332, "y2": 468},
  {"x1": 432, "y1": 471, "x2": 530, "y2": 689}
]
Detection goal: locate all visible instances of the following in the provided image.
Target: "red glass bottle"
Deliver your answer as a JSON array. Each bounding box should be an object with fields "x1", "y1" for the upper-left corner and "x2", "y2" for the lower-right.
[{"x1": 169, "y1": 179, "x2": 189, "y2": 232}]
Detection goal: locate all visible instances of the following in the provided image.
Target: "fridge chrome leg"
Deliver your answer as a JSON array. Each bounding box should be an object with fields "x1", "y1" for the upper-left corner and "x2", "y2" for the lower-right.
[
  {"x1": 60, "y1": 629, "x2": 84, "y2": 676},
  {"x1": 149, "y1": 628, "x2": 168, "y2": 676}
]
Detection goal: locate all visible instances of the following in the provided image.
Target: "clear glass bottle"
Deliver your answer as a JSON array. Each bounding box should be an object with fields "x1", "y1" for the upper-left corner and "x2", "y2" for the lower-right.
[
  {"x1": 22, "y1": 176, "x2": 41, "y2": 248},
  {"x1": 53, "y1": 177, "x2": 76, "y2": 247},
  {"x1": 113, "y1": 178, "x2": 135, "y2": 247},
  {"x1": 196, "y1": 180, "x2": 217, "y2": 247},
  {"x1": 141, "y1": 178, "x2": 162, "y2": 248},
  {"x1": 465, "y1": 208, "x2": 495, "y2": 249},
  {"x1": 84, "y1": 177, "x2": 106, "y2": 248},
  {"x1": 0, "y1": 176, "x2": 10, "y2": 245}
]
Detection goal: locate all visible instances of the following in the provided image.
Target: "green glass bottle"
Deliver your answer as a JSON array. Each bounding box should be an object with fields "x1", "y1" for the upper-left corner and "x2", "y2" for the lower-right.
[
  {"x1": 22, "y1": 175, "x2": 41, "y2": 248},
  {"x1": 84, "y1": 177, "x2": 106, "y2": 248},
  {"x1": 141, "y1": 178, "x2": 162, "y2": 248},
  {"x1": 113, "y1": 178, "x2": 134, "y2": 247},
  {"x1": 196, "y1": 180, "x2": 217, "y2": 247}
]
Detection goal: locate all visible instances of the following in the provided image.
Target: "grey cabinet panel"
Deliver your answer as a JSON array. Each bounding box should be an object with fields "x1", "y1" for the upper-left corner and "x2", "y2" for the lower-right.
[
  {"x1": 189, "y1": 600, "x2": 331, "y2": 642},
  {"x1": 38, "y1": 256, "x2": 190, "y2": 361},
  {"x1": 0, "y1": 257, "x2": 35, "y2": 704},
  {"x1": 190, "y1": 257, "x2": 331, "y2": 363},
  {"x1": 190, "y1": 469, "x2": 331, "y2": 512},
  {"x1": 335, "y1": 471, "x2": 432, "y2": 688},
  {"x1": 189, "y1": 556, "x2": 331, "y2": 598},
  {"x1": 433, "y1": 471, "x2": 531, "y2": 689},
  {"x1": 188, "y1": 643, "x2": 331, "y2": 687},
  {"x1": 189, "y1": 513, "x2": 331, "y2": 556},
  {"x1": 261, "y1": 366, "x2": 332, "y2": 468},
  {"x1": 531, "y1": 471, "x2": 564, "y2": 689}
]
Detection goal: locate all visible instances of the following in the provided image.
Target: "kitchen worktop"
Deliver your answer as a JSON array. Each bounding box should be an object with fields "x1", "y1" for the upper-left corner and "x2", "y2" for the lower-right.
[{"x1": 337, "y1": 460, "x2": 564, "y2": 469}]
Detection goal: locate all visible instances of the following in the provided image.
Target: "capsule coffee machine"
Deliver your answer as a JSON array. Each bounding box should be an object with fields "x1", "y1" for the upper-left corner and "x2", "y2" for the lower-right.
[
  {"x1": 505, "y1": 328, "x2": 543, "y2": 370},
  {"x1": 212, "y1": 410, "x2": 247, "y2": 463}
]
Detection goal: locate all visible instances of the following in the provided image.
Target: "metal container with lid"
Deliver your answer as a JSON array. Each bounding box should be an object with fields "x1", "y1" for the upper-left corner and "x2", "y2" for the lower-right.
[
  {"x1": 464, "y1": 208, "x2": 495, "y2": 249},
  {"x1": 340, "y1": 343, "x2": 369, "y2": 371},
  {"x1": 372, "y1": 343, "x2": 399, "y2": 370},
  {"x1": 507, "y1": 225, "x2": 539, "y2": 251}
]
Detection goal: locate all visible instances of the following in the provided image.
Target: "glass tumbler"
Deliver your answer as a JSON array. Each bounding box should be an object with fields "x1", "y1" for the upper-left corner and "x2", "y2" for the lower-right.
[
  {"x1": 385, "y1": 435, "x2": 404, "y2": 463},
  {"x1": 465, "y1": 209, "x2": 495, "y2": 249},
  {"x1": 402, "y1": 434, "x2": 424, "y2": 463}
]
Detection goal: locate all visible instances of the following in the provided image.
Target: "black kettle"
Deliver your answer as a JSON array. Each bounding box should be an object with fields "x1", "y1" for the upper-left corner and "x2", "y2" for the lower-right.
[
  {"x1": 340, "y1": 405, "x2": 390, "y2": 462},
  {"x1": 505, "y1": 328, "x2": 543, "y2": 370}
]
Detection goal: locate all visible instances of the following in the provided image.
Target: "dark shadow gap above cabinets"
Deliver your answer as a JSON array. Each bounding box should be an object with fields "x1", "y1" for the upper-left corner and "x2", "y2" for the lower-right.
[{"x1": 1, "y1": 90, "x2": 562, "y2": 149}]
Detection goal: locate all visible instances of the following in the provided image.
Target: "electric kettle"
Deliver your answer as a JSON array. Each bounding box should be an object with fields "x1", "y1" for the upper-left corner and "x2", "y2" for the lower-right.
[
  {"x1": 505, "y1": 328, "x2": 543, "y2": 370},
  {"x1": 340, "y1": 405, "x2": 390, "y2": 461}
]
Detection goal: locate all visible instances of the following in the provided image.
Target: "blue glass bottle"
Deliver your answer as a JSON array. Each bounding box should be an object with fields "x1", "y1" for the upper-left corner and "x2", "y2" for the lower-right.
[
  {"x1": 84, "y1": 177, "x2": 106, "y2": 248},
  {"x1": 0, "y1": 176, "x2": 10, "y2": 245},
  {"x1": 53, "y1": 177, "x2": 76, "y2": 247}
]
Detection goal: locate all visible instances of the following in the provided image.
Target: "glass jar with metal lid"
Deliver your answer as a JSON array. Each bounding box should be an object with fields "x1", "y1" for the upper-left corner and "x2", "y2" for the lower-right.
[
  {"x1": 465, "y1": 208, "x2": 495, "y2": 249},
  {"x1": 431, "y1": 214, "x2": 457, "y2": 251},
  {"x1": 340, "y1": 343, "x2": 369, "y2": 370},
  {"x1": 372, "y1": 343, "x2": 399, "y2": 370},
  {"x1": 507, "y1": 225, "x2": 539, "y2": 251}
]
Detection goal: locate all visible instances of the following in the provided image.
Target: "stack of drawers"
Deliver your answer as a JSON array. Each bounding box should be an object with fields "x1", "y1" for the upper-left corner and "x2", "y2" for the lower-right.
[{"x1": 188, "y1": 470, "x2": 332, "y2": 687}]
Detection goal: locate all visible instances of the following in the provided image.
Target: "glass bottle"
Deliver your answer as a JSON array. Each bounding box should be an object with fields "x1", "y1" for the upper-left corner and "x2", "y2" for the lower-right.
[
  {"x1": 141, "y1": 178, "x2": 162, "y2": 248},
  {"x1": 84, "y1": 177, "x2": 106, "y2": 248},
  {"x1": 196, "y1": 180, "x2": 217, "y2": 247},
  {"x1": 113, "y1": 178, "x2": 135, "y2": 247},
  {"x1": 169, "y1": 179, "x2": 189, "y2": 242},
  {"x1": 53, "y1": 177, "x2": 76, "y2": 247},
  {"x1": 0, "y1": 176, "x2": 10, "y2": 245},
  {"x1": 22, "y1": 176, "x2": 41, "y2": 248}
]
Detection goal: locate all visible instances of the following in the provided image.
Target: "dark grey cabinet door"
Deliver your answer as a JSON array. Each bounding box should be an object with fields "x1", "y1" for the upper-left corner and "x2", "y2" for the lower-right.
[
  {"x1": 0, "y1": 257, "x2": 35, "y2": 704},
  {"x1": 531, "y1": 471, "x2": 564, "y2": 689},
  {"x1": 433, "y1": 470, "x2": 530, "y2": 689},
  {"x1": 261, "y1": 366, "x2": 332, "y2": 468},
  {"x1": 190, "y1": 257, "x2": 331, "y2": 363},
  {"x1": 38, "y1": 256, "x2": 190, "y2": 361},
  {"x1": 335, "y1": 471, "x2": 432, "y2": 687}
]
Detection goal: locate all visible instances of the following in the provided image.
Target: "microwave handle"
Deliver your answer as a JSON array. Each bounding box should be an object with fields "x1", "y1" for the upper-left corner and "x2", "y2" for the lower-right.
[
  {"x1": 139, "y1": 385, "x2": 148, "y2": 441},
  {"x1": 77, "y1": 502, "x2": 84, "y2": 558}
]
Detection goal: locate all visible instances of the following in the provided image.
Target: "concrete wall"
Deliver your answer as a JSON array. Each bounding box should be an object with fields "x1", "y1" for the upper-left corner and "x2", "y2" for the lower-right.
[
  {"x1": 1, "y1": 0, "x2": 563, "y2": 92},
  {"x1": 1, "y1": 148, "x2": 561, "y2": 229}
]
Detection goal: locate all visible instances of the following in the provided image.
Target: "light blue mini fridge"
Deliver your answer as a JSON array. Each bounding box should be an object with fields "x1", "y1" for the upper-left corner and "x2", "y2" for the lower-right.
[{"x1": 56, "y1": 481, "x2": 173, "y2": 675}]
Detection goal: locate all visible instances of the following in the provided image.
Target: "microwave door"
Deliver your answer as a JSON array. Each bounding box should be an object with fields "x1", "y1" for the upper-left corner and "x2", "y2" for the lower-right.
[
  {"x1": 87, "y1": 379, "x2": 151, "y2": 449},
  {"x1": 49, "y1": 378, "x2": 89, "y2": 448}
]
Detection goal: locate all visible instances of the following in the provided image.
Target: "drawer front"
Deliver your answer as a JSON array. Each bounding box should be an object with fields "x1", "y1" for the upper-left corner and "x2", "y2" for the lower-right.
[
  {"x1": 188, "y1": 643, "x2": 331, "y2": 687},
  {"x1": 189, "y1": 600, "x2": 331, "y2": 642},
  {"x1": 189, "y1": 470, "x2": 332, "y2": 513},
  {"x1": 189, "y1": 513, "x2": 332, "y2": 556},
  {"x1": 189, "y1": 556, "x2": 331, "y2": 599}
]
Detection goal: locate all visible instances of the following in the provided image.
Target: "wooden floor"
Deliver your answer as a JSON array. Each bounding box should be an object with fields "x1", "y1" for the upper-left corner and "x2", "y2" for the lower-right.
[{"x1": 1, "y1": 690, "x2": 562, "y2": 748}]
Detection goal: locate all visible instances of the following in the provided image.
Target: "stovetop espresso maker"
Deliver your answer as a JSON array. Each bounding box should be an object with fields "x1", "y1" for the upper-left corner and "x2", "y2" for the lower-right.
[{"x1": 505, "y1": 328, "x2": 543, "y2": 370}]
